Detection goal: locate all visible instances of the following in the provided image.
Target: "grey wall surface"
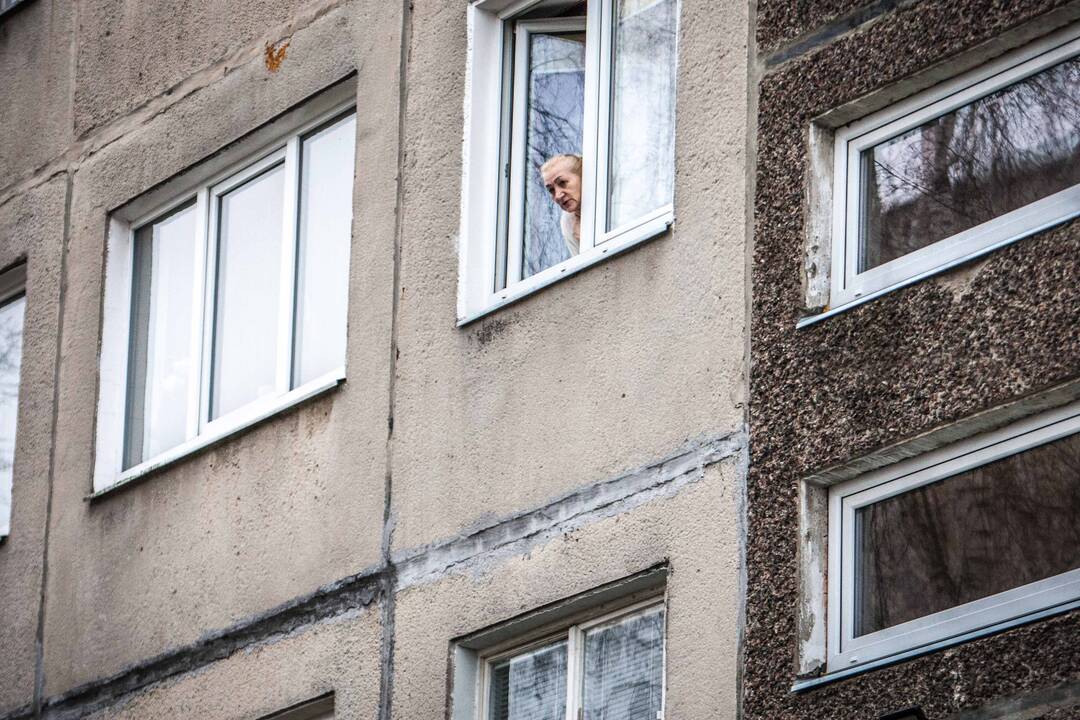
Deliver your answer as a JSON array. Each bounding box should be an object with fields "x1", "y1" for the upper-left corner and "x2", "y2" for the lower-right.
[{"x1": 0, "y1": 0, "x2": 751, "y2": 718}]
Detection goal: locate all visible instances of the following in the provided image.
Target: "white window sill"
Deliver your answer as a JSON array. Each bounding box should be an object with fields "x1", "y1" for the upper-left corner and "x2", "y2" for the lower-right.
[
  {"x1": 795, "y1": 208, "x2": 1079, "y2": 329},
  {"x1": 457, "y1": 211, "x2": 673, "y2": 327},
  {"x1": 791, "y1": 597, "x2": 1080, "y2": 692},
  {"x1": 87, "y1": 370, "x2": 346, "y2": 500}
]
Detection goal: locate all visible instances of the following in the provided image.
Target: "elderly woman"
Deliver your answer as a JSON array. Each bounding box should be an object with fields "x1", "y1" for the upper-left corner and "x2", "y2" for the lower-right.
[{"x1": 540, "y1": 153, "x2": 583, "y2": 256}]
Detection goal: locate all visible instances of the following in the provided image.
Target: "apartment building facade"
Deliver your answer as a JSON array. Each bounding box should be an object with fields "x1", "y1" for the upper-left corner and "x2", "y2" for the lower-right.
[{"x1": 0, "y1": 0, "x2": 1076, "y2": 719}]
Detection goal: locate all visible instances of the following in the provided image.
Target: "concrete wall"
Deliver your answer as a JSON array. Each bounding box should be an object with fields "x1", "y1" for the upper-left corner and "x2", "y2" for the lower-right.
[
  {"x1": 746, "y1": 0, "x2": 1080, "y2": 718},
  {"x1": 0, "y1": 0, "x2": 751, "y2": 718}
]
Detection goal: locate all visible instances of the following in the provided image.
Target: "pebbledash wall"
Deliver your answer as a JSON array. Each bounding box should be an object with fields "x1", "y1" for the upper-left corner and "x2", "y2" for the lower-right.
[
  {"x1": 0, "y1": 1, "x2": 751, "y2": 720},
  {"x1": 747, "y1": 0, "x2": 1080, "y2": 719}
]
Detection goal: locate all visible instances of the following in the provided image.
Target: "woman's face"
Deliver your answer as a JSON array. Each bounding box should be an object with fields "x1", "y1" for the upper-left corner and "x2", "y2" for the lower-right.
[{"x1": 541, "y1": 157, "x2": 582, "y2": 215}]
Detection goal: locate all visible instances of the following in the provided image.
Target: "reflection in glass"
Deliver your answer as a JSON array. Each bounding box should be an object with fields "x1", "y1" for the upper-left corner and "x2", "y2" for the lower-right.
[
  {"x1": 855, "y1": 432, "x2": 1080, "y2": 636},
  {"x1": 607, "y1": 0, "x2": 678, "y2": 233},
  {"x1": 522, "y1": 30, "x2": 586, "y2": 280},
  {"x1": 294, "y1": 113, "x2": 356, "y2": 387},
  {"x1": 860, "y1": 56, "x2": 1080, "y2": 270},
  {"x1": 488, "y1": 640, "x2": 568, "y2": 720},
  {"x1": 0, "y1": 293, "x2": 25, "y2": 537},
  {"x1": 210, "y1": 165, "x2": 285, "y2": 420},
  {"x1": 583, "y1": 607, "x2": 665, "y2": 720},
  {"x1": 124, "y1": 204, "x2": 197, "y2": 468}
]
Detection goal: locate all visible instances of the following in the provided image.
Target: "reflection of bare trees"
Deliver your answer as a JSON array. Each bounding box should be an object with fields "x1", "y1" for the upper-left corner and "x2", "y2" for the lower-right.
[
  {"x1": 856, "y1": 432, "x2": 1080, "y2": 635},
  {"x1": 0, "y1": 298, "x2": 26, "y2": 477},
  {"x1": 583, "y1": 610, "x2": 664, "y2": 720},
  {"x1": 489, "y1": 642, "x2": 568, "y2": 720},
  {"x1": 863, "y1": 57, "x2": 1080, "y2": 270},
  {"x1": 523, "y1": 34, "x2": 586, "y2": 278}
]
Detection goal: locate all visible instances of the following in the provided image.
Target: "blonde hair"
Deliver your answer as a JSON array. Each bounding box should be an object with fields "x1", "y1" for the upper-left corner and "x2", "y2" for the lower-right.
[{"x1": 540, "y1": 153, "x2": 583, "y2": 177}]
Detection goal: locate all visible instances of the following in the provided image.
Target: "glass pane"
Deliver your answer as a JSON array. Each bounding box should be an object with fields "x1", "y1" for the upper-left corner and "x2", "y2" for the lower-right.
[
  {"x1": 583, "y1": 607, "x2": 665, "y2": 720},
  {"x1": 0, "y1": 294, "x2": 25, "y2": 537},
  {"x1": 860, "y1": 56, "x2": 1080, "y2": 271},
  {"x1": 488, "y1": 640, "x2": 568, "y2": 720},
  {"x1": 522, "y1": 30, "x2": 586, "y2": 280},
  {"x1": 210, "y1": 165, "x2": 285, "y2": 420},
  {"x1": 124, "y1": 203, "x2": 197, "y2": 468},
  {"x1": 293, "y1": 113, "x2": 356, "y2": 387},
  {"x1": 606, "y1": 0, "x2": 678, "y2": 233},
  {"x1": 855, "y1": 431, "x2": 1080, "y2": 636}
]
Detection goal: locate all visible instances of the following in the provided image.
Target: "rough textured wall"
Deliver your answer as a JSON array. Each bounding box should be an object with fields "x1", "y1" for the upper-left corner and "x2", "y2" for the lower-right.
[
  {"x1": 389, "y1": 0, "x2": 749, "y2": 553},
  {"x1": 0, "y1": 0, "x2": 73, "y2": 183},
  {"x1": 747, "y1": 0, "x2": 1080, "y2": 718},
  {"x1": 756, "y1": 0, "x2": 875, "y2": 54},
  {"x1": 39, "y1": 0, "x2": 401, "y2": 699},
  {"x1": 0, "y1": 179, "x2": 66, "y2": 717},
  {"x1": 392, "y1": 462, "x2": 743, "y2": 720}
]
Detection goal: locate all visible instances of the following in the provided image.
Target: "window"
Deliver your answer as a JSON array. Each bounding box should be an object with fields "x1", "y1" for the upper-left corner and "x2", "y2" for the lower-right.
[
  {"x1": 0, "y1": 265, "x2": 25, "y2": 538},
  {"x1": 829, "y1": 27, "x2": 1080, "y2": 310},
  {"x1": 94, "y1": 105, "x2": 356, "y2": 493},
  {"x1": 827, "y1": 402, "x2": 1080, "y2": 670},
  {"x1": 459, "y1": 0, "x2": 679, "y2": 322},
  {"x1": 481, "y1": 602, "x2": 665, "y2": 720}
]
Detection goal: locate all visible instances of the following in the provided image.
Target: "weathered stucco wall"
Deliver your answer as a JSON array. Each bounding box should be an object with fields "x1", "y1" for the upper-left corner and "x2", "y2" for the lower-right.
[
  {"x1": 39, "y1": 0, "x2": 401, "y2": 701},
  {"x1": 389, "y1": 0, "x2": 749, "y2": 553},
  {"x1": 392, "y1": 461, "x2": 743, "y2": 720},
  {"x1": 82, "y1": 600, "x2": 383, "y2": 720},
  {"x1": 747, "y1": 0, "x2": 1080, "y2": 717},
  {"x1": 0, "y1": 0, "x2": 752, "y2": 716},
  {"x1": 0, "y1": 0, "x2": 73, "y2": 184},
  {"x1": 0, "y1": 178, "x2": 66, "y2": 716}
]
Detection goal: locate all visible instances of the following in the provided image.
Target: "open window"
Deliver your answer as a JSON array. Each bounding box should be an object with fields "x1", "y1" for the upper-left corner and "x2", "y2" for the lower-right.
[
  {"x1": 826, "y1": 25, "x2": 1080, "y2": 312},
  {"x1": 95, "y1": 95, "x2": 356, "y2": 495},
  {"x1": 460, "y1": 0, "x2": 679, "y2": 323}
]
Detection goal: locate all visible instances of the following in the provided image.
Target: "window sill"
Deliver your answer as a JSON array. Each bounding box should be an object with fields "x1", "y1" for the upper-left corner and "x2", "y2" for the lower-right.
[
  {"x1": 457, "y1": 210, "x2": 673, "y2": 327},
  {"x1": 798, "y1": 193, "x2": 1080, "y2": 329},
  {"x1": 87, "y1": 369, "x2": 346, "y2": 500},
  {"x1": 791, "y1": 597, "x2": 1080, "y2": 692}
]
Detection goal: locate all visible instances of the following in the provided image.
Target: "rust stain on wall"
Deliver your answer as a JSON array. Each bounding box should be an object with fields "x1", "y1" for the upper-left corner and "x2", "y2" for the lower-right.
[{"x1": 264, "y1": 40, "x2": 290, "y2": 73}]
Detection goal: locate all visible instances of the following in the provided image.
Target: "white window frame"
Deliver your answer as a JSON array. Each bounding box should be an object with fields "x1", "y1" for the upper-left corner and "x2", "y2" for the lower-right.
[
  {"x1": 827, "y1": 400, "x2": 1080, "y2": 671},
  {"x1": 829, "y1": 25, "x2": 1080, "y2": 311},
  {"x1": 459, "y1": 0, "x2": 677, "y2": 324},
  {"x1": 0, "y1": 264, "x2": 26, "y2": 539},
  {"x1": 94, "y1": 102, "x2": 355, "y2": 496},
  {"x1": 476, "y1": 599, "x2": 666, "y2": 720}
]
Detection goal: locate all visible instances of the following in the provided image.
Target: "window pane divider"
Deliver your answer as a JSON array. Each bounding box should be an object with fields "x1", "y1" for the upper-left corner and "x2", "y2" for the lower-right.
[
  {"x1": 185, "y1": 188, "x2": 210, "y2": 441},
  {"x1": 276, "y1": 136, "x2": 302, "y2": 395},
  {"x1": 565, "y1": 625, "x2": 584, "y2": 720}
]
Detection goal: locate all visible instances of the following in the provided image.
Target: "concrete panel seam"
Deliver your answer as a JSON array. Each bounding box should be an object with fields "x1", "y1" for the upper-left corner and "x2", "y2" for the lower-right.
[
  {"x1": 762, "y1": 0, "x2": 919, "y2": 69},
  {"x1": 0, "y1": 429, "x2": 739, "y2": 720},
  {"x1": 392, "y1": 429, "x2": 748, "y2": 589},
  {"x1": 32, "y1": 171, "x2": 74, "y2": 720},
  {"x1": 378, "y1": 1, "x2": 415, "y2": 718},
  {"x1": 7, "y1": 573, "x2": 383, "y2": 720}
]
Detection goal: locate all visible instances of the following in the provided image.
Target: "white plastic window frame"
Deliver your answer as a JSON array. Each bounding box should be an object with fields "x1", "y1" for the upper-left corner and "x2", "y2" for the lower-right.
[
  {"x1": 827, "y1": 400, "x2": 1080, "y2": 672},
  {"x1": 0, "y1": 264, "x2": 26, "y2": 539},
  {"x1": 459, "y1": 0, "x2": 677, "y2": 325},
  {"x1": 477, "y1": 599, "x2": 667, "y2": 720},
  {"x1": 94, "y1": 102, "x2": 355, "y2": 496},
  {"x1": 829, "y1": 25, "x2": 1080, "y2": 312}
]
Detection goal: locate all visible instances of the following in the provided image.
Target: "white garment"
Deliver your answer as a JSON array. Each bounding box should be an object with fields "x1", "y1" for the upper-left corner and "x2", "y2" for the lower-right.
[{"x1": 560, "y1": 211, "x2": 580, "y2": 256}]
